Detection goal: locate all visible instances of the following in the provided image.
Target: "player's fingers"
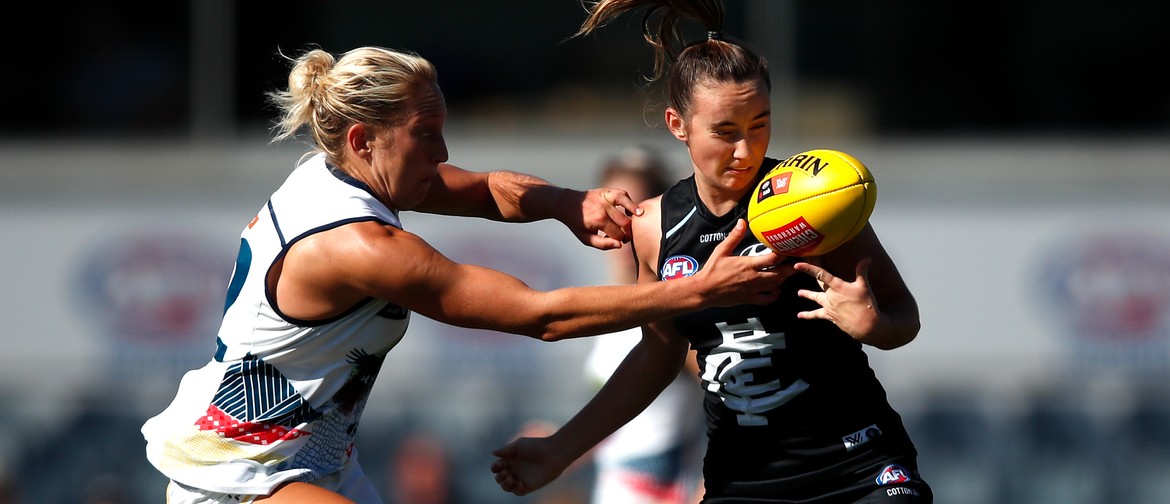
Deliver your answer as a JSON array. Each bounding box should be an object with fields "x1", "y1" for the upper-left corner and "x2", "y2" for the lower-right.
[
  {"x1": 753, "y1": 260, "x2": 790, "y2": 275},
  {"x1": 602, "y1": 206, "x2": 631, "y2": 240},
  {"x1": 796, "y1": 288, "x2": 826, "y2": 304},
  {"x1": 586, "y1": 232, "x2": 623, "y2": 250},
  {"x1": 608, "y1": 190, "x2": 642, "y2": 217},
  {"x1": 792, "y1": 261, "x2": 823, "y2": 279},
  {"x1": 814, "y1": 268, "x2": 833, "y2": 290},
  {"x1": 497, "y1": 478, "x2": 527, "y2": 496},
  {"x1": 491, "y1": 443, "x2": 516, "y2": 458},
  {"x1": 796, "y1": 306, "x2": 828, "y2": 321},
  {"x1": 749, "y1": 252, "x2": 786, "y2": 271},
  {"x1": 712, "y1": 219, "x2": 747, "y2": 257},
  {"x1": 854, "y1": 257, "x2": 873, "y2": 283}
]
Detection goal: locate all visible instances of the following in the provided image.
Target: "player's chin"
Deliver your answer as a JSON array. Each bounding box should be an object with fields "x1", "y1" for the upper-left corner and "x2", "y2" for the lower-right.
[{"x1": 724, "y1": 170, "x2": 758, "y2": 189}]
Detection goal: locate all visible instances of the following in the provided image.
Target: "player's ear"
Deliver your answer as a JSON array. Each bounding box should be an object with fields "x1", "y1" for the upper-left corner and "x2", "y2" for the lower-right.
[
  {"x1": 347, "y1": 123, "x2": 373, "y2": 160},
  {"x1": 665, "y1": 108, "x2": 687, "y2": 141}
]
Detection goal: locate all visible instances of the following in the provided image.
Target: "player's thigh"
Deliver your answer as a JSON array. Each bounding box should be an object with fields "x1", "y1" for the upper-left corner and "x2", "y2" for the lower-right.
[
  {"x1": 165, "y1": 480, "x2": 277, "y2": 504},
  {"x1": 257, "y1": 482, "x2": 355, "y2": 504},
  {"x1": 260, "y1": 460, "x2": 380, "y2": 504}
]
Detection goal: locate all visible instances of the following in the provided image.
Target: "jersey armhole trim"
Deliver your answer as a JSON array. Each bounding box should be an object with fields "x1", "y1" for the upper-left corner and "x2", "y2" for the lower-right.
[{"x1": 265, "y1": 216, "x2": 390, "y2": 328}]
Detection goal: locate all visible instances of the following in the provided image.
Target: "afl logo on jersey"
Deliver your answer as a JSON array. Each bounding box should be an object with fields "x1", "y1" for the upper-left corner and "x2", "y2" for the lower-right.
[
  {"x1": 875, "y1": 464, "x2": 911, "y2": 486},
  {"x1": 661, "y1": 255, "x2": 698, "y2": 280}
]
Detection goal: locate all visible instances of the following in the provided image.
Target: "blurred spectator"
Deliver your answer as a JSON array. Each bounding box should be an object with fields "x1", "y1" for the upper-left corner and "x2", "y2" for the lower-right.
[
  {"x1": 80, "y1": 473, "x2": 132, "y2": 504},
  {"x1": 386, "y1": 431, "x2": 459, "y2": 504},
  {"x1": 0, "y1": 462, "x2": 20, "y2": 504}
]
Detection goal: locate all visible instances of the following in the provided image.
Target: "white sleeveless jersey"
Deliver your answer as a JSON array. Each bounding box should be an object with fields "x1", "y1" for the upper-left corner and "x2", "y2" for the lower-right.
[
  {"x1": 142, "y1": 153, "x2": 410, "y2": 495},
  {"x1": 585, "y1": 328, "x2": 703, "y2": 464}
]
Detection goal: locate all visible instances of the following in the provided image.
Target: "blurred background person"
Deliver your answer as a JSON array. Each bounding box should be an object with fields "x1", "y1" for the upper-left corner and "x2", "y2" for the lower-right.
[
  {"x1": 0, "y1": 463, "x2": 20, "y2": 504},
  {"x1": 583, "y1": 146, "x2": 705, "y2": 504},
  {"x1": 386, "y1": 430, "x2": 461, "y2": 504}
]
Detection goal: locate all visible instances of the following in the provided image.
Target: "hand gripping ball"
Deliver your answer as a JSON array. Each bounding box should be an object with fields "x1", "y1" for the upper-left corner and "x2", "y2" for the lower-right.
[{"x1": 747, "y1": 149, "x2": 876, "y2": 256}]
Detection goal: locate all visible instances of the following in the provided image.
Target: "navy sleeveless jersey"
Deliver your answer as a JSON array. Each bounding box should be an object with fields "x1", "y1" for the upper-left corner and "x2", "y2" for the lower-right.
[{"x1": 655, "y1": 159, "x2": 919, "y2": 500}]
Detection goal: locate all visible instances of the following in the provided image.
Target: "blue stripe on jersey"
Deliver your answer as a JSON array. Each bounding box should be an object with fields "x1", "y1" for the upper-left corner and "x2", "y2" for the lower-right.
[
  {"x1": 267, "y1": 200, "x2": 286, "y2": 247},
  {"x1": 223, "y1": 238, "x2": 252, "y2": 315},
  {"x1": 214, "y1": 338, "x2": 228, "y2": 362}
]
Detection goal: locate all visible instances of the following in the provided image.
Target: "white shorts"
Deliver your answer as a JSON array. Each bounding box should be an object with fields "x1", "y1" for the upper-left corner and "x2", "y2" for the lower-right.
[{"x1": 164, "y1": 461, "x2": 381, "y2": 504}]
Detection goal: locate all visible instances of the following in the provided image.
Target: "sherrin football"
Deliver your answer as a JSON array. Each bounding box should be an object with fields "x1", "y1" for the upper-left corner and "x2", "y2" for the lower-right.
[{"x1": 747, "y1": 149, "x2": 876, "y2": 256}]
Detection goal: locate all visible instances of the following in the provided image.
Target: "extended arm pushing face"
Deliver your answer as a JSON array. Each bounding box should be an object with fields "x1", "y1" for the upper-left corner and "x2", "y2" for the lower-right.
[
  {"x1": 277, "y1": 217, "x2": 786, "y2": 342},
  {"x1": 416, "y1": 163, "x2": 643, "y2": 250}
]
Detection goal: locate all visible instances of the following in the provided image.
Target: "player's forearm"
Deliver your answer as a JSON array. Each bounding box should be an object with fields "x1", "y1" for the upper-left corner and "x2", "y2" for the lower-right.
[
  {"x1": 857, "y1": 296, "x2": 920, "y2": 350},
  {"x1": 486, "y1": 170, "x2": 576, "y2": 223},
  {"x1": 534, "y1": 279, "x2": 705, "y2": 341},
  {"x1": 415, "y1": 164, "x2": 501, "y2": 218},
  {"x1": 546, "y1": 341, "x2": 682, "y2": 465},
  {"x1": 420, "y1": 264, "x2": 702, "y2": 341},
  {"x1": 415, "y1": 165, "x2": 568, "y2": 222}
]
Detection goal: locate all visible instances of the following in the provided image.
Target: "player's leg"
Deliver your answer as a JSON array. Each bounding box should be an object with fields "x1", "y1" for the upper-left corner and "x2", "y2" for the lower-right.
[
  {"x1": 257, "y1": 482, "x2": 355, "y2": 504},
  {"x1": 259, "y1": 460, "x2": 381, "y2": 504}
]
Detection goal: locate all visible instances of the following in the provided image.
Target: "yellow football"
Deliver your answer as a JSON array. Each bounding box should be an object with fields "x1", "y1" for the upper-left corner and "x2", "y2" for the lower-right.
[{"x1": 747, "y1": 149, "x2": 877, "y2": 256}]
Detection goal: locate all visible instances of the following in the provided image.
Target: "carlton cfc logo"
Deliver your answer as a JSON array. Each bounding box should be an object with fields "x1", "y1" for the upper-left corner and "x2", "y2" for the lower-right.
[
  {"x1": 875, "y1": 464, "x2": 911, "y2": 486},
  {"x1": 661, "y1": 255, "x2": 698, "y2": 280}
]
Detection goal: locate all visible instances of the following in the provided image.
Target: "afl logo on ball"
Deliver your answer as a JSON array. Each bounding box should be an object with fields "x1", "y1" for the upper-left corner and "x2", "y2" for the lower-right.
[{"x1": 661, "y1": 255, "x2": 698, "y2": 280}]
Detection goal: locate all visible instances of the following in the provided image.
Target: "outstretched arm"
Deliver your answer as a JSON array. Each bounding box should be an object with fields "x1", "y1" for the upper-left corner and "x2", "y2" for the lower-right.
[
  {"x1": 491, "y1": 320, "x2": 690, "y2": 495},
  {"x1": 277, "y1": 217, "x2": 787, "y2": 341},
  {"x1": 394, "y1": 218, "x2": 783, "y2": 340},
  {"x1": 415, "y1": 163, "x2": 641, "y2": 250}
]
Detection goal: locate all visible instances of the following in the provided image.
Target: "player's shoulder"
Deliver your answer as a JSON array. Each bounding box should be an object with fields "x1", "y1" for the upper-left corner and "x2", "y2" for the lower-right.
[
  {"x1": 299, "y1": 220, "x2": 423, "y2": 262},
  {"x1": 631, "y1": 195, "x2": 664, "y2": 270},
  {"x1": 632, "y1": 195, "x2": 664, "y2": 235}
]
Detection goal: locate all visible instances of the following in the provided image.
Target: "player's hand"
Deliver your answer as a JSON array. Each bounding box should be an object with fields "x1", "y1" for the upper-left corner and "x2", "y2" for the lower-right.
[
  {"x1": 566, "y1": 187, "x2": 641, "y2": 250},
  {"x1": 694, "y1": 219, "x2": 794, "y2": 306},
  {"x1": 490, "y1": 436, "x2": 568, "y2": 496},
  {"x1": 794, "y1": 258, "x2": 881, "y2": 338}
]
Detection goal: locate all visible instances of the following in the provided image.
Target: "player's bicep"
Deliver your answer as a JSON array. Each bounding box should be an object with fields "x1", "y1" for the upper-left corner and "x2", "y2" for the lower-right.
[
  {"x1": 631, "y1": 196, "x2": 663, "y2": 283},
  {"x1": 354, "y1": 226, "x2": 536, "y2": 327},
  {"x1": 413, "y1": 163, "x2": 496, "y2": 217},
  {"x1": 827, "y1": 223, "x2": 913, "y2": 302},
  {"x1": 629, "y1": 198, "x2": 688, "y2": 365}
]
